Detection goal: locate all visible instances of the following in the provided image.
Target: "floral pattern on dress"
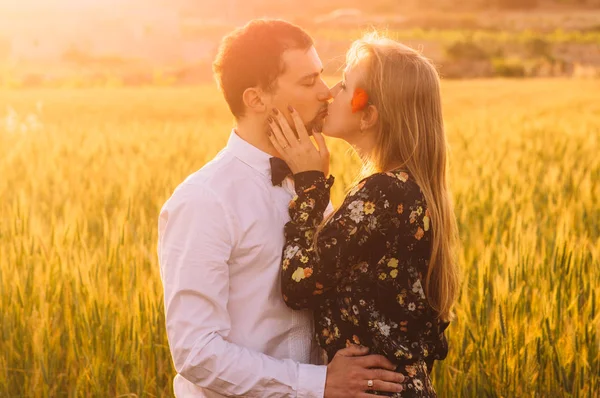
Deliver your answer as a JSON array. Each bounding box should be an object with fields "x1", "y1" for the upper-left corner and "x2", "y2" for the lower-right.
[{"x1": 281, "y1": 169, "x2": 451, "y2": 397}]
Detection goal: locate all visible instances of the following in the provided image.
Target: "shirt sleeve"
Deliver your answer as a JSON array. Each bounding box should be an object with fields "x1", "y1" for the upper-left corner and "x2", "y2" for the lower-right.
[
  {"x1": 158, "y1": 183, "x2": 327, "y2": 397},
  {"x1": 281, "y1": 171, "x2": 390, "y2": 309}
]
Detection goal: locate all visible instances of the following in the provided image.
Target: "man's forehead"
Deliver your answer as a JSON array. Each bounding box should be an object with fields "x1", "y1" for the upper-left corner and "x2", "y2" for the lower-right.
[{"x1": 280, "y1": 47, "x2": 323, "y2": 77}]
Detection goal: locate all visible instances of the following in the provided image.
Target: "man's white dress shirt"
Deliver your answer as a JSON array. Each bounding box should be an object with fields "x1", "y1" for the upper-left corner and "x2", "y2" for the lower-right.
[{"x1": 158, "y1": 131, "x2": 329, "y2": 397}]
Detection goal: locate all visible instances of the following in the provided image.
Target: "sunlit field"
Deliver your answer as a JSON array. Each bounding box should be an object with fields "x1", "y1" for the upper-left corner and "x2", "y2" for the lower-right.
[{"x1": 1, "y1": 79, "x2": 599, "y2": 397}]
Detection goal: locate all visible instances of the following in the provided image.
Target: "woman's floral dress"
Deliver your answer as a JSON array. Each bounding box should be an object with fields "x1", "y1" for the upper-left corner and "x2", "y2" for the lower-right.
[{"x1": 281, "y1": 169, "x2": 451, "y2": 397}]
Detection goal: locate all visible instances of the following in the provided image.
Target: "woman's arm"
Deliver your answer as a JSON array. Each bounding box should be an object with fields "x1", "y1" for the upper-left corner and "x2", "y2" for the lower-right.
[{"x1": 281, "y1": 172, "x2": 399, "y2": 309}]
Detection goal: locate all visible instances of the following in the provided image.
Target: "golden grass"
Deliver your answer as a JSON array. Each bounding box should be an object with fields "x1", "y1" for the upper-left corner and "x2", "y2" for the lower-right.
[{"x1": 1, "y1": 79, "x2": 599, "y2": 396}]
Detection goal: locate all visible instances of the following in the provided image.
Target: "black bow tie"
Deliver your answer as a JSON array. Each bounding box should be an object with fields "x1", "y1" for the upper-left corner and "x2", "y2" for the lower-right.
[{"x1": 269, "y1": 157, "x2": 292, "y2": 186}]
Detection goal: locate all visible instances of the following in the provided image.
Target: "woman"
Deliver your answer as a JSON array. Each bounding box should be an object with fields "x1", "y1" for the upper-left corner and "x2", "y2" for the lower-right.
[{"x1": 267, "y1": 33, "x2": 460, "y2": 397}]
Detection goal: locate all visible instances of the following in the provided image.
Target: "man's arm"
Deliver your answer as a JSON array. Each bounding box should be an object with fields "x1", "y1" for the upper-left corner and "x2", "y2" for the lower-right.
[{"x1": 158, "y1": 183, "x2": 326, "y2": 397}]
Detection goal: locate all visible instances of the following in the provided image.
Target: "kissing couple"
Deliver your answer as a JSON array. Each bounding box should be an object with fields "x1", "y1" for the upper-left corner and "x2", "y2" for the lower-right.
[{"x1": 158, "y1": 18, "x2": 460, "y2": 398}]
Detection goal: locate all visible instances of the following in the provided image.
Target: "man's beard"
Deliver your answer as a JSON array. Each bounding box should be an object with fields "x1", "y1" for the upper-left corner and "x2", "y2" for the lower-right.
[
  {"x1": 304, "y1": 118, "x2": 322, "y2": 135},
  {"x1": 303, "y1": 106, "x2": 328, "y2": 135}
]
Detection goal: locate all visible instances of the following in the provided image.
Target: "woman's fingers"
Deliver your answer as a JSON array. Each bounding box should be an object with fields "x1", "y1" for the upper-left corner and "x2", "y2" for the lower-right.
[
  {"x1": 268, "y1": 128, "x2": 287, "y2": 155},
  {"x1": 312, "y1": 131, "x2": 329, "y2": 157},
  {"x1": 268, "y1": 116, "x2": 289, "y2": 151},
  {"x1": 287, "y1": 106, "x2": 311, "y2": 143},
  {"x1": 313, "y1": 132, "x2": 330, "y2": 176},
  {"x1": 272, "y1": 108, "x2": 298, "y2": 149},
  {"x1": 267, "y1": 107, "x2": 328, "y2": 174}
]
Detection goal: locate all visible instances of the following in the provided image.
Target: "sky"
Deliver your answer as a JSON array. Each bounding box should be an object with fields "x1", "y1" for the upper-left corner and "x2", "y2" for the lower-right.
[
  {"x1": 0, "y1": 0, "x2": 134, "y2": 11},
  {"x1": 0, "y1": 0, "x2": 180, "y2": 35}
]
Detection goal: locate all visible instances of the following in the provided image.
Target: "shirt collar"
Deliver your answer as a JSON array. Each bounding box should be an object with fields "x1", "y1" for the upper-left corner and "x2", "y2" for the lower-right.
[{"x1": 226, "y1": 129, "x2": 272, "y2": 178}]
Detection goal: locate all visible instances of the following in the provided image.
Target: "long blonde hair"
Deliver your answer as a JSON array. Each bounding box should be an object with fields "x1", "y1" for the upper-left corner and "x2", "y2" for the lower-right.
[{"x1": 336, "y1": 33, "x2": 460, "y2": 322}]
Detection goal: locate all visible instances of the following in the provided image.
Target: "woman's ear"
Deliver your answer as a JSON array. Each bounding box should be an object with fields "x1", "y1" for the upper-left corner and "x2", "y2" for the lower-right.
[
  {"x1": 242, "y1": 87, "x2": 267, "y2": 114},
  {"x1": 360, "y1": 104, "x2": 379, "y2": 131}
]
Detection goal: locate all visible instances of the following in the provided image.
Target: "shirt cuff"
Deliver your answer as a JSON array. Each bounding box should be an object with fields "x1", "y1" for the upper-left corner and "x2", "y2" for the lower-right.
[{"x1": 297, "y1": 363, "x2": 327, "y2": 398}]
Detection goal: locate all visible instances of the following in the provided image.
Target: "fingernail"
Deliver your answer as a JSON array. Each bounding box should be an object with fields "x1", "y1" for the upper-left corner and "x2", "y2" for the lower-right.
[
  {"x1": 272, "y1": 108, "x2": 279, "y2": 115},
  {"x1": 287, "y1": 105, "x2": 294, "y2": 112}
]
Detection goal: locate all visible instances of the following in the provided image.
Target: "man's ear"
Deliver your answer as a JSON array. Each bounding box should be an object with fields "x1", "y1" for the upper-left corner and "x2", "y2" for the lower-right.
[
  {"x1": 360, "y1": 104, "x2": 379, "y2": 131},
  {"x1": 242, "y1": 87, "x2": 267, "y2": 114}
]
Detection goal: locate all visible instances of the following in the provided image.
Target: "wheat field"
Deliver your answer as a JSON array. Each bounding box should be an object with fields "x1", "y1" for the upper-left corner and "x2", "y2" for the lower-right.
[{"x1": 1, "y1": 79, "x2": 599, "y2": 397}]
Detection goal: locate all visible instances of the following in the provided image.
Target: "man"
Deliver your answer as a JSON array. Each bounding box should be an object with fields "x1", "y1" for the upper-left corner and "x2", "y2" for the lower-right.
[{"x1": 158, "y1": 19, "x2": 405, "y2": 397}]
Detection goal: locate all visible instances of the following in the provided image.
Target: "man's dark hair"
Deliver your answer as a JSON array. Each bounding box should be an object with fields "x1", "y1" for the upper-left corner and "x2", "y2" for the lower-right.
[{"x1": 213, "y1": 19, "x2": 313, "y2": 119}]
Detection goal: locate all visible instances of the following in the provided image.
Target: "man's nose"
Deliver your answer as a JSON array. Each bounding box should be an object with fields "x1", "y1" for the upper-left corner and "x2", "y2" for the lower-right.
[
  {"x1": 318, "y1": 89, "x2": 333, "y2": 102},
  {"x1": 317, "y1": 78, "x2": 333, "y2": 102}
]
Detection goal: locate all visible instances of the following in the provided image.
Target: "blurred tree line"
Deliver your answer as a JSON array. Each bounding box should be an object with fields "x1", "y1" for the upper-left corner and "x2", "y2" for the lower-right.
[
  {"x1": 167, "y1": 0, "x2": 600, "y2": 21},
  {"x1": 417, "y1": 0, "x2": 600, "y2": 10}
]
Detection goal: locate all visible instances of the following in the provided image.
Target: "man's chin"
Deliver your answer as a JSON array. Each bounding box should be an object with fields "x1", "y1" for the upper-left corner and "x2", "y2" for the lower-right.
[{"x1": 306, "y1": 118, "x2": 325, "y2": 135}]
